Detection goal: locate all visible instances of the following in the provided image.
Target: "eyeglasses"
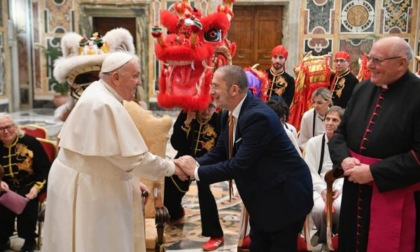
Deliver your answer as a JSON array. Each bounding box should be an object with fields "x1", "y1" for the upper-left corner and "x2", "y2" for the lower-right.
[
  {"x1": 333, "y1": 59, "x2": 347, "y2": 63},
  {"x1": 366, "y1": 55, "x2": 402, "y2": 64},
  {"x1": 0, "y1": 124, "x2": 15, "y2": 132}
]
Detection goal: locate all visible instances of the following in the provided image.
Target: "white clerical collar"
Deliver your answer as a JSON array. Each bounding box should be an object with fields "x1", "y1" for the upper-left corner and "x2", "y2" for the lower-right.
[{"x1": 381, "y1": 85, "x2": 388, "y2": 89}]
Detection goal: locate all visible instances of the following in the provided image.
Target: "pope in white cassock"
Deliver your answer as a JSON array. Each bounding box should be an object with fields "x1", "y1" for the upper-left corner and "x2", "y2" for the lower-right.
[{"x1": 42, "y1": 52, "x2": 185, "y2": 252}]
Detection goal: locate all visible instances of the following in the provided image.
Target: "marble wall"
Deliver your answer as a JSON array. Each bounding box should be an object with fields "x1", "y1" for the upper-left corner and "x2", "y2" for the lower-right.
[
  {"x1": 1, "y1": 0, "x2": 420, "y2": 108},
  {"x1": 301, "y1": 0, "x2": 419, "y2": 74}
]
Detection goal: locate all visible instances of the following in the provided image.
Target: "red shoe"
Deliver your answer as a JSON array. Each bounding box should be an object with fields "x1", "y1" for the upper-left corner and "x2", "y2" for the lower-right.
[
  {"x1": 202, "y1": 237, "x2": 224, "y2": 251},
  {"x1": 241, "y1": 235, "x2": 251, "y2": 249}
]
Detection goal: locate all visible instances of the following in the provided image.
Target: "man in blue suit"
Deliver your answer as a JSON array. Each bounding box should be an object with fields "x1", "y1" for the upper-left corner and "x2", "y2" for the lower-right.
[{"x1": 176, "y1": 65, "x2": 313, "y2": 251}]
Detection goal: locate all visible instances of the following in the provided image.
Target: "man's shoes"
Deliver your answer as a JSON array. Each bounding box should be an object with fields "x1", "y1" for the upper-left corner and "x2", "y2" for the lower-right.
[
  {"x1": 20, "y1": 246, "x2": 35, "y2": 252},
  {"x1": 310, "y1": 230, "x2": 320, "y2": 246},
  {"x1": 202, "y1": 237, "x2": 224, "y2": 251},
  {"x1": 169, "y1": 208, "x2": 185, "y2": 223},
  {"x1": 20, "y1": 240, "x2": 36, "y2": 252}
]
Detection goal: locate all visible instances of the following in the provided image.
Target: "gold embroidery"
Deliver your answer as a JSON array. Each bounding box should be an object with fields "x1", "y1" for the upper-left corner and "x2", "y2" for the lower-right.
[
  {"x1": 335, "y1": 78, "x2": 346, "y2": 98},
  {"x1": 268, "y1": 68, "x2": 288, "y2": 98},
  {"x1": 15, "y1": 143, "x2": 34, "y2": 175},
  {"x1": 200, "y1": 124, "x2": 217, "y2": 152}
]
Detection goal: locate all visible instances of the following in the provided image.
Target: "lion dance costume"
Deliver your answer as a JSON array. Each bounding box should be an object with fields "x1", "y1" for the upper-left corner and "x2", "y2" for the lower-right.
[
  {"x1": 289, "y1": 51, "x2": 331, "y2": 132},
  {"x1": 151, "y1": 0, "x2": 236, "y2": 110}
]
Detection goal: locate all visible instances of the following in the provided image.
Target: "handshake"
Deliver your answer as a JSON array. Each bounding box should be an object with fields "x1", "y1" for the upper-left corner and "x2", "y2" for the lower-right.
[{"x1": 173, "y1": 155, "x2": 198, "y2": 181}]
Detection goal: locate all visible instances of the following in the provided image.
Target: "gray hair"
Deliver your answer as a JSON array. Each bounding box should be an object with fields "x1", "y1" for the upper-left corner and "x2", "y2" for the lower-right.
[
  {"x1": 0, "y1": 113, "x2": 24, "y2": 137},
  {"x1": 326, "y1": 106, "x2": 344, "y2": 119}
]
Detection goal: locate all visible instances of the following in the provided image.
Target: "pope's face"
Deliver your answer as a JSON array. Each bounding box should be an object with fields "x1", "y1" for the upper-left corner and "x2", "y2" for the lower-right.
[{"x1": 117, "y1": 60, "x2": 141, "y2": 101}]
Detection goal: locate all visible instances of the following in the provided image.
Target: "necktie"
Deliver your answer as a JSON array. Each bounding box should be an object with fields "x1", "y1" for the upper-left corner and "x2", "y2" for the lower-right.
[
  {"x1": 228, "y1": 113, "x2": 234, "y2": 158},
  {"x1": 228, "y1": 113, "x2": 235, "y2": 200}
]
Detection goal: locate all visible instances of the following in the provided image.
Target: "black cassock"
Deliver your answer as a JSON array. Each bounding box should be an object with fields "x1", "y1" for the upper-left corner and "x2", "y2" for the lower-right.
[{"x1": 329, "y1": 71, "x2": 420, "y2": 252}]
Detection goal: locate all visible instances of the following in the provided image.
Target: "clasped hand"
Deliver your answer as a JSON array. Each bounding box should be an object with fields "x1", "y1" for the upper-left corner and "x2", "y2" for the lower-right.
[
  {"x1": 341, "y1": 157, "x2": 373, "y2": 184},
  {"x1": 173, "y1": 155, "x2": 199, "y2": 181}
]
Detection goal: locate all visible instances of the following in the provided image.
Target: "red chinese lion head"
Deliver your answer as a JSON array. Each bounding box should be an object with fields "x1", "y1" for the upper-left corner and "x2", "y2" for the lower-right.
[{"x1": 151, "y1": 0, "x2": 236, "y2": 110}]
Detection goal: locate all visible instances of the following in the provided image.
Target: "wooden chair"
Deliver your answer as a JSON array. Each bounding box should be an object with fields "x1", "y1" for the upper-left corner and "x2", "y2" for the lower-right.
[
  {"x1": 324, "y1": 169, "x2": 344, "y2": 251},
  {"x1": 299, "y1": 215, "x2": 315, "y2": 251},
  {"x1": 20, "y1": 124, "x2": 48, "y2": 139},
  {"x1": 124, "y1": 101, "x2": 173, "y2": 251},
  {"x1": 35, "y1": 138, "x2": 58, "y2": 250}
]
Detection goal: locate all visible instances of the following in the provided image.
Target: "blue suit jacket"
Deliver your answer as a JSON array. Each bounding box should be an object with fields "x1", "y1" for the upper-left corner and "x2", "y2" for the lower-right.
[{"x1": 197, "y1": 93, "x2": 313, "y2": 233}]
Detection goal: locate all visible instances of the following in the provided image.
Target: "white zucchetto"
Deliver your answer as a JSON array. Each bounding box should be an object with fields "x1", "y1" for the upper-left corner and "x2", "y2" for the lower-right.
[{"x1": 101, "y1": 52, "x2": 134, "y2": 73}]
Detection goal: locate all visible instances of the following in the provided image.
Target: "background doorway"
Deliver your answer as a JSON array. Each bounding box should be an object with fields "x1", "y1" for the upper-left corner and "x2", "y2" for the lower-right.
[{"x1": 228, "y1": 5, "x2": 283, "y2": 71}]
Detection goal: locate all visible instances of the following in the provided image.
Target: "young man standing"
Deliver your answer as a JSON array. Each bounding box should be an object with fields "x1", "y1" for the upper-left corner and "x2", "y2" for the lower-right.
[{"x1": 265, "y1": 45, "x2": 295, "y2": 106}]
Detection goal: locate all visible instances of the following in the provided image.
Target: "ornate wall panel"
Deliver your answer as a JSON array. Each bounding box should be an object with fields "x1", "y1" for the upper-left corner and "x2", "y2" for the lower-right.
[
  {"x1": 32, "y1": 1, "x2": 41, "y2": 90},
  {"x1": 339, "y1": 38, "x2": 374, "y2": 69},
  {"x1": 38, "y1": 0, "x2": 75, "y2": 96},
  {"x1": 305, "y1": 0, "x2": 335, "y2": 34},
  {"x1": 340, "y1": 0, "x2": 375, "y2": 33},
  {"x1": 0, "y1": 34, "x2": 5, "y2": 96},
  {"x1": 304, "y1": 38, "x2": 332, "y2": 56},
  {"x1": 0, "y1": 0, "x2": 10, "y2": 111},
  {"x1": 2, "y1": 0, "x2": 419, "y2": 106},
  {"x1": 300, "y1": 0, "x2": 419, "y2": 73},
  {"x1": 44, "y1": 0, "x2": 73, "y2": 34},
  {"x1": 381, "y1": 0, "x2": 413, "y2": 33}
]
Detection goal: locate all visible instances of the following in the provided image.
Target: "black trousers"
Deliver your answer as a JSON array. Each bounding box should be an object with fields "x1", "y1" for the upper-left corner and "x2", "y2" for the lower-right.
[
  {"x1": 0, "y1": 195, "x2": 38, "y2": 246},
  {"x1": 164, "y1": 176, "x2": 223, "y2": 238},
  {"x1": 249, "y1": 218, "x2": 305, "y2": 252}
]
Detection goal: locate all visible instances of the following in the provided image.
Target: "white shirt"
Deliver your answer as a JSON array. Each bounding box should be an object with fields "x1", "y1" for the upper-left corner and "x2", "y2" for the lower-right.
[
  {"x1": 194, "y1": 94, "x2": 247, "y2": 180},
  {"x1": 298, "y1": 108, "x2": 326, "y2": 150}
]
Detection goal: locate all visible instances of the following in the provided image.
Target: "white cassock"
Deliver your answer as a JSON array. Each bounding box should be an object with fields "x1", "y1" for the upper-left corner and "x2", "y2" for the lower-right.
[{"x1": 42, "y1": 80, "x2": 174, "y2": 252}]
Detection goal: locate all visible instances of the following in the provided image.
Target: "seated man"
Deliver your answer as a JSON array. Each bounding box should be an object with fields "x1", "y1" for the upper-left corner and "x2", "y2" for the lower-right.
[{"x1": 303, "y1": 106, "x2": 344, "y2": 246}]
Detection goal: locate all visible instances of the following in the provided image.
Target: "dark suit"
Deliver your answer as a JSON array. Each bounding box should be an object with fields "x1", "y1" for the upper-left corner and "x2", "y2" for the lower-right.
[{"x1": 197, "y1": 93, "x2": 313, "y2": 251}]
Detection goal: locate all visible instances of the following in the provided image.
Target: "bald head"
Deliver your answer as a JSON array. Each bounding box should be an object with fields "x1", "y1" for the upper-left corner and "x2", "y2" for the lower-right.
[
  {"x1": 374, "y1": 36, "x2": 413, "y2": 67},
  {"x1": 368, "y1": 36, "x2": 414, "y2": 86}
]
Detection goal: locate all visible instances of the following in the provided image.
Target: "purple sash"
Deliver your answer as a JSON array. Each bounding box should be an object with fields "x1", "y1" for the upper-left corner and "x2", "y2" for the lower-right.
[{"x1": 349, "y1": 150, "x2": 419, "y2": 252}]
